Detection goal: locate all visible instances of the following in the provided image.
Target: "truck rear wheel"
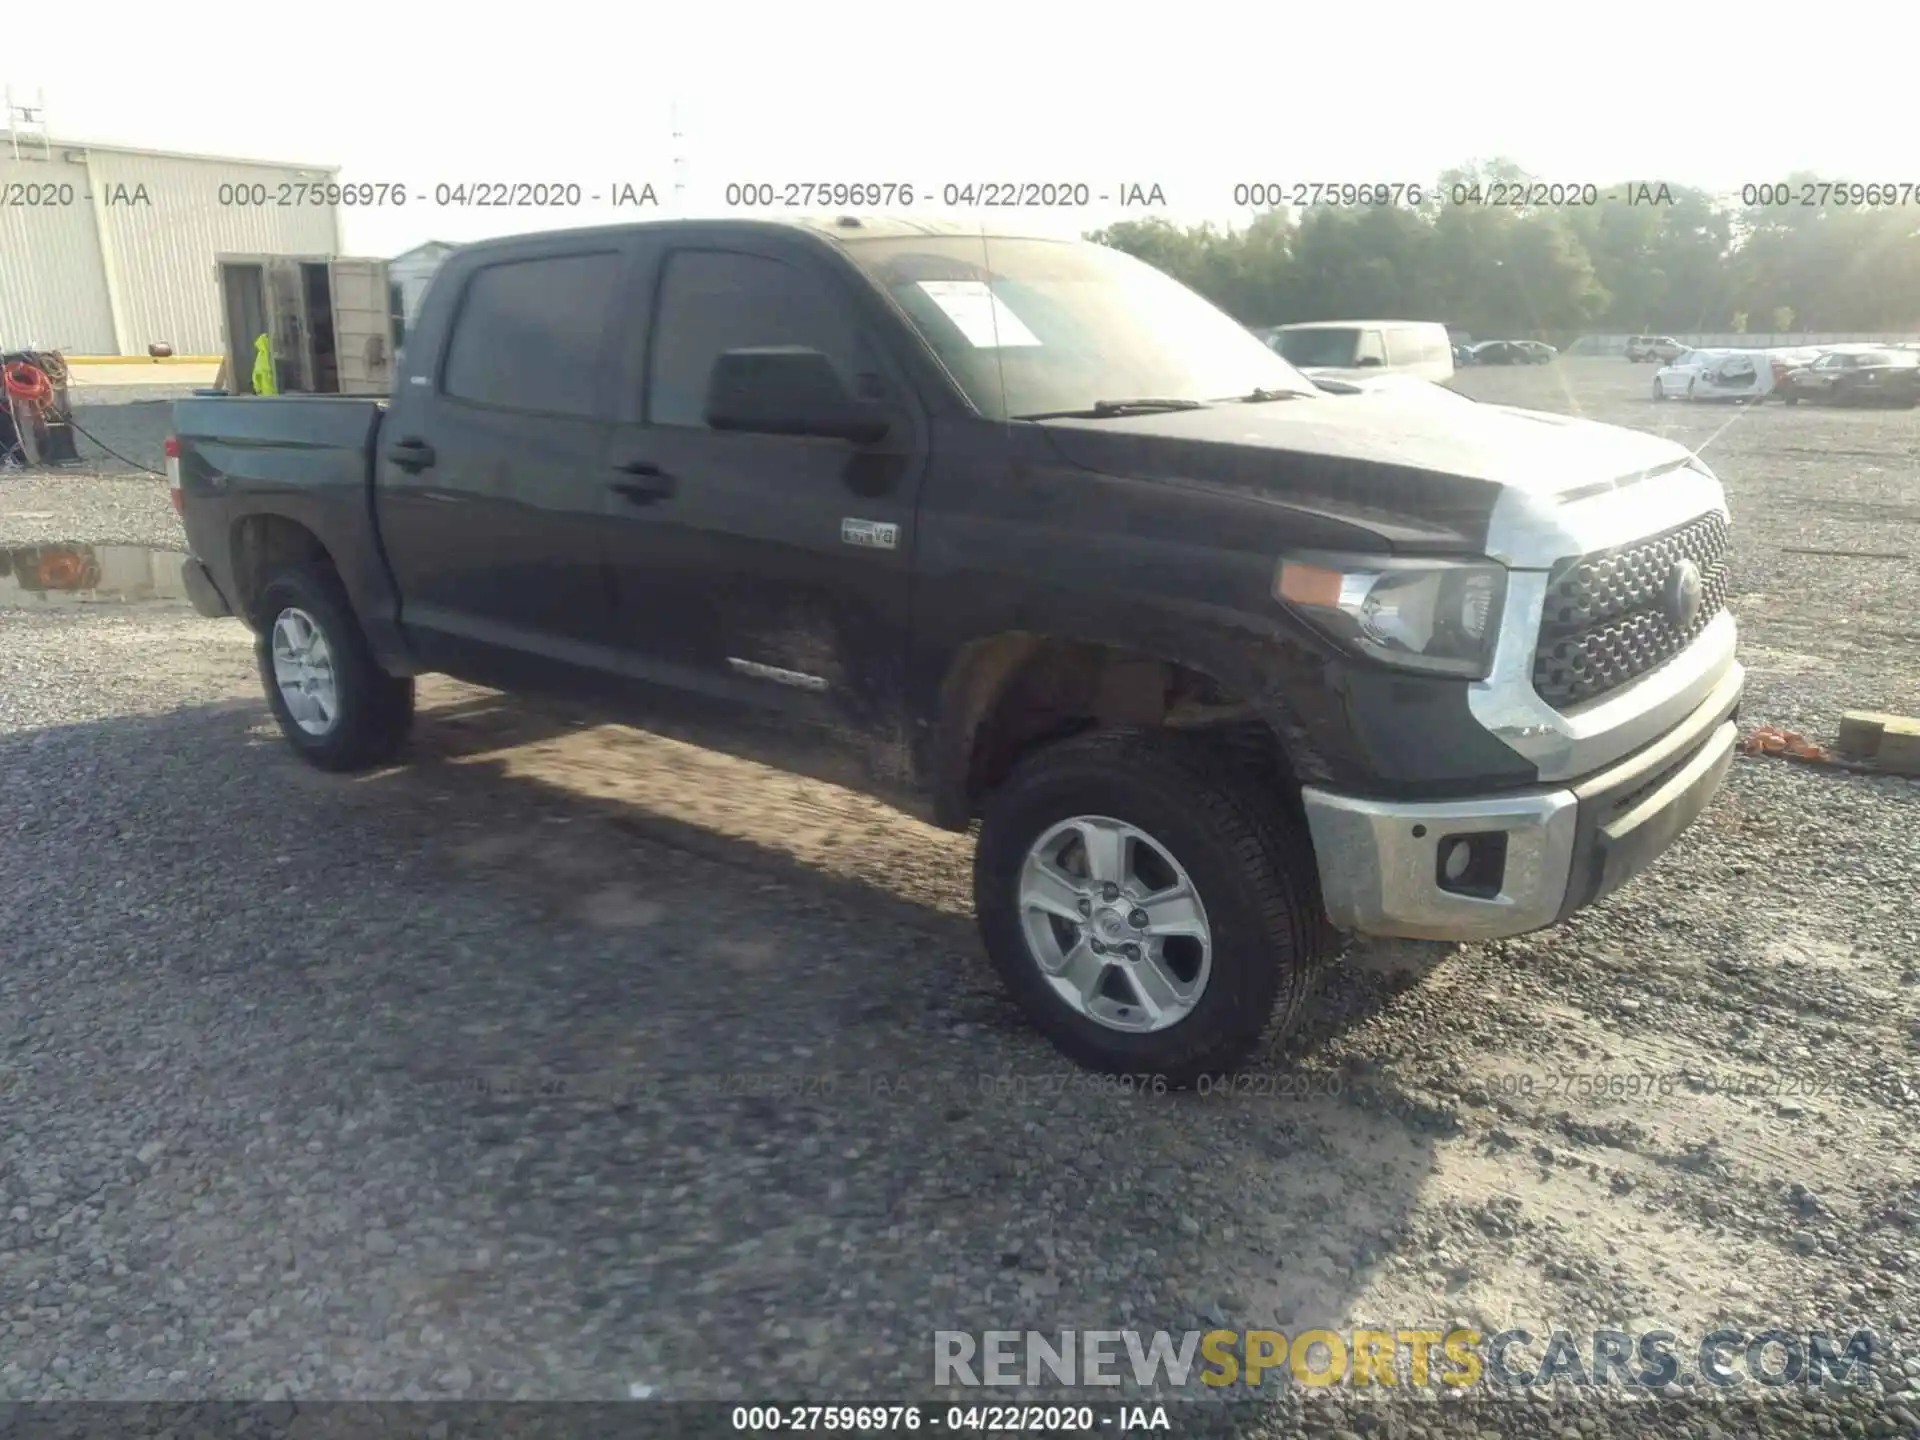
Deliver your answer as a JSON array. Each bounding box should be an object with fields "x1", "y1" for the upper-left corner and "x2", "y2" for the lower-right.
[
  {"x1": 253, "y1": 565, "x2": 414, "y2": 772},
  {"x1": 974, "y1": 729, "x2": 1332, "y2": 1086}
]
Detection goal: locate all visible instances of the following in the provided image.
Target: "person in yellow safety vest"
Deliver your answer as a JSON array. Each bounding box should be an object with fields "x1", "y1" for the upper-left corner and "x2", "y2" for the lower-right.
[{"x1": 252, "y1": 333, "x2": 278, "y2": 396}]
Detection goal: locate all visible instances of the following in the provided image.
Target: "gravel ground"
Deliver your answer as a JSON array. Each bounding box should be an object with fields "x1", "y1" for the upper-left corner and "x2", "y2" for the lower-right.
[
  {"x1": 1, "y1": 387, "x2": 186, "y2": 550},
  {"x1": 2, "y1": 362, "x2": 1918, "y2": 1436}
]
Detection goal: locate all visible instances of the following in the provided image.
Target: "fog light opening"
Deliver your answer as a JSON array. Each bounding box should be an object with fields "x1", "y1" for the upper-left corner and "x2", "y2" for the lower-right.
[{"x1": 1435, "y1": 831, "x2": 1509, "y2": 899}]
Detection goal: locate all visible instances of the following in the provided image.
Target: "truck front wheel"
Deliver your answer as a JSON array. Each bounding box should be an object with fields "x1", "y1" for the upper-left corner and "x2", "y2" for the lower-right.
[
  {"x1": 253, "y1": 565, "x2": 415, "y2": 772},
  {"x1": 974, "y1": 729, "x2": 1332, "y2": 1086}
]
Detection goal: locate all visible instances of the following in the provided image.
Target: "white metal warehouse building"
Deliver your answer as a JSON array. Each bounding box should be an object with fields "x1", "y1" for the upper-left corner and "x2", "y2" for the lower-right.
[{"x1": 0, "y1": 135, "x2": 343, "y2": 356}]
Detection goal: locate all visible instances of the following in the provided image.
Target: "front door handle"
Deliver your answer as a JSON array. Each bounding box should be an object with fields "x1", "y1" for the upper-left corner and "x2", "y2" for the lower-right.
[
  {"x1": 386, "y1": 438, "x2": 436, "y2": 472},
  {"x1": 609, "y1": 461, "x2": 675, "y2": 503}
]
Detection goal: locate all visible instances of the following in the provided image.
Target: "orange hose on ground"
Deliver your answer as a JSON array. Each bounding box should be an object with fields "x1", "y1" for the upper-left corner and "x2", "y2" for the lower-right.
[
  {"x1": 37, "y1": 551, "x2": 86, "y2": 589},
  {"x1": 3, "y1": 362, "x2": 53, "y2": 405}
]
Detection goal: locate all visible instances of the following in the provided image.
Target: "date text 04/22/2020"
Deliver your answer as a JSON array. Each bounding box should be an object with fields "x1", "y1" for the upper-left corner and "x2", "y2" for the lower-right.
[
  {"x1": 720, "y1": 182, "x2": 1168, "y2": 210},
  {"x1": 728, "y1": 1404, "x2": 1171, "y2": 1433},
  {"x1": 207, "y1": 181, "x2": 665, "y2": 209},
  {"x1": 1227, "y1": 181, "x2": 1684, "y2": 209}
]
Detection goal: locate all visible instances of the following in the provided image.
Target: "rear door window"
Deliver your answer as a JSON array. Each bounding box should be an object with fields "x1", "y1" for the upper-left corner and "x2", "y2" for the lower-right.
[{"x1": 441, "y1": 251, "x2": 625, "y2": 418}]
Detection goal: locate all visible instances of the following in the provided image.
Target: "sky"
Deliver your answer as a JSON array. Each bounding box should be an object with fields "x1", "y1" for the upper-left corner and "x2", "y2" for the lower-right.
[{"x1": 7, "y1": 2, "x2": 1915, "y2": 257}]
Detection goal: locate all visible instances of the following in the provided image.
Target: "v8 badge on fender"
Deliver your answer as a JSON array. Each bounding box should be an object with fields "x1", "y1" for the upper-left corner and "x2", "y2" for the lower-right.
[{"x1": 841, "y1": 517, "x2": 899, "y2": 551}]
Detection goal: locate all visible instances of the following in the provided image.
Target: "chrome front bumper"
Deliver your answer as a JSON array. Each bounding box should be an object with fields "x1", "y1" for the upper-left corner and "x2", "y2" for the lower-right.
[{"x1": 1303, "y1": 661, "x2": 1743, "y2": 942}]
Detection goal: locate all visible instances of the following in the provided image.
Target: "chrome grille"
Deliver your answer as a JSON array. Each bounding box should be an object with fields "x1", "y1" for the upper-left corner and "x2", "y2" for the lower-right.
[{"x1": 1532, "y1": 511, "x2": 1731, "y2": 710}]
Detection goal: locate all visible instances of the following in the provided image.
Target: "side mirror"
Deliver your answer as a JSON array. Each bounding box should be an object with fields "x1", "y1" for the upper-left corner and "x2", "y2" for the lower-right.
[
  {"x1": 1355, "y1": 355, "x2": 1385, "y2": 369},
  {"x1": 705, "y1": 347, "x2": 892, "y2": 444}
]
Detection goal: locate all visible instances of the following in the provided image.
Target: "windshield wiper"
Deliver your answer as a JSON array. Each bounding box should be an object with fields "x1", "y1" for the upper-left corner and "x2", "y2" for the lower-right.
[{"x1": 1017, "y1": 397, "x2": 1210, "y2": 420}]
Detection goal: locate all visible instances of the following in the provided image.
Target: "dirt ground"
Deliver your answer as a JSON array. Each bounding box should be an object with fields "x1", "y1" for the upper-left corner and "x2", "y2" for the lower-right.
[{"x1": 1, "y1": 358, "x2": 1917, "y2": 1433}]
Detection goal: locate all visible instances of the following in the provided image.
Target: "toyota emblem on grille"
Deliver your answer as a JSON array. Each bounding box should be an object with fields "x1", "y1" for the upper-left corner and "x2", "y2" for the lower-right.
[{"x1": 1662, "y1": 559, "x2": 1705, "y2": 628}]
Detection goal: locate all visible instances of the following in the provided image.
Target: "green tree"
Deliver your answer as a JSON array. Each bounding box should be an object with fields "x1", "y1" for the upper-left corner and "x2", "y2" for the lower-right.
[{"x1": 1089, "y1": 163, "x2": 1920, "y2": 338}]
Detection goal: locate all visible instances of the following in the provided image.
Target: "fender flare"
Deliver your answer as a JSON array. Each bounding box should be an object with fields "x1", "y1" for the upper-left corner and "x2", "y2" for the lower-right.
[{"x1": 926, "y1": 631, "x2": 1329, "y2": 830}]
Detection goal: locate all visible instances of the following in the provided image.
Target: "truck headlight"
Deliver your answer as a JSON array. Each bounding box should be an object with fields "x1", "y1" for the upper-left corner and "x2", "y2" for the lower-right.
[{"x1": 1274, "y1": 554, "x2": 1507, "y2": 678}]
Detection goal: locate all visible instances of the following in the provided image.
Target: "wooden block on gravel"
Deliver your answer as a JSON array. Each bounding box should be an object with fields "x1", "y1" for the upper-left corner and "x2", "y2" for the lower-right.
[
  {"x1": 1836, "y1": 710, "x2": 1900, "y2": 759},
  {"x1": 1877, "y1": 719, "x2": 1920, "y2": 776}
]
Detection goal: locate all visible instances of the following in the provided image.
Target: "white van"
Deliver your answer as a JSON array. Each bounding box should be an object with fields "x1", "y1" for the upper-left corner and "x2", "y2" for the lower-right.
[{"x1": 1265, "y1": 321, "x2": 1456, "y2": 384}]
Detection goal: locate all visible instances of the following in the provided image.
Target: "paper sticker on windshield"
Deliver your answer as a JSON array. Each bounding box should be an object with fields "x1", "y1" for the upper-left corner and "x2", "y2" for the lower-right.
[{"x1": 916, "y1": 281, "x2": 1042, "y2": 349}]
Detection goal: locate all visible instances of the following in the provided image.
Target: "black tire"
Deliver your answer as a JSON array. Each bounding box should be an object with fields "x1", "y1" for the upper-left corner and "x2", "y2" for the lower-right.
[
  {"x1": 1783, "y1": 388, "x2": 1800, "y2": 406},
  {"x1": 973, "y1": 728, "x2": 1332, "y2": 1085},
  {"x1": 252, "y1": 564, "x2": 415, "y2": 772}
]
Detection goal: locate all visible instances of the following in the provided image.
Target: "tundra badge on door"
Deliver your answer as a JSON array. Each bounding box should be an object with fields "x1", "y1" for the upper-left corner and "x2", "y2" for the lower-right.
[{"x1": 841, "y1": 518, "x2": 899, "y2": 551}]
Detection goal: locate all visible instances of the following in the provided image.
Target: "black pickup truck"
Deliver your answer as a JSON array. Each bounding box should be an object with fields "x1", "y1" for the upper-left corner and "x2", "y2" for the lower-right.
[{"x1": 172, "y1": 217, "x2": 1744, "y2": 1083}]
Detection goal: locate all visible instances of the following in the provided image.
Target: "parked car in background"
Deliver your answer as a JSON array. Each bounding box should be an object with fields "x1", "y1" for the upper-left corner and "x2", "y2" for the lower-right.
[
  {"x1": 1627, "y1": 336, "x2": 1686, "y2": 364},
  {"x1": 1265, "y1": 320, "x2": 1456, "y2": 383},
  {"x1": 1651, "y1": 349, "x2": 1710, "y2": 401},
  {"x1": 1765, "y1": 347, "x2": 1827, "y2": 396},
  {"x1": 1469, "y1": 340, "x2": 1554, "y2": 366},
  {"x1": 1778, "y1": 347, "x2": 1920, "y2": 407},
  {"x1": 1452, "y1": 343, "x2": 1476, "y2": 367},
  {"x1": 1651, "y1": 348, "x2": 1776, "y2": 403}
]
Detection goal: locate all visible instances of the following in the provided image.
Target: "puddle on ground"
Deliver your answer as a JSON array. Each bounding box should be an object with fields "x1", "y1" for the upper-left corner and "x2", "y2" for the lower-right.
[{"x1": 0, "y1": 544, "x2": 190, "y2": 607}]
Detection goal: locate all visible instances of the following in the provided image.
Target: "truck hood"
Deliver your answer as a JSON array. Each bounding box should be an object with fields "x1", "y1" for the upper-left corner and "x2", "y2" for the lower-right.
[{"x1": 1037, "y1": 394, "x2": 1697, "y2": 554}]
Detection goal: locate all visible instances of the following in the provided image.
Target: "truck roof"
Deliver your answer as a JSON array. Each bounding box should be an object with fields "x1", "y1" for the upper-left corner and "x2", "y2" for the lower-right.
[{"x1": 450, "y1": 214, "x2": 1077, "y2": 259}]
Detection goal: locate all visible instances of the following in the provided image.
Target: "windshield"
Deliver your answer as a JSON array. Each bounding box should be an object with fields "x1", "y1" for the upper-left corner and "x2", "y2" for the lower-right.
[
  {"x1": 1273, "y1": 328, "x2": 1361, "y2": 369},
  {"x1": 839, "y1": 236, "x2": 1314, "y2": 420}
]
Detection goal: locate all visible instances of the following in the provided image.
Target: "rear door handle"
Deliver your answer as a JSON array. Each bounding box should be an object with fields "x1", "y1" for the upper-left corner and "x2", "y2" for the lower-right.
[
  {"x1": 609, "y1": 461, "x2": 675, "y2": 503},
  {"x1": 386, "y1": 438, "x2": 436, "y2": 472}
]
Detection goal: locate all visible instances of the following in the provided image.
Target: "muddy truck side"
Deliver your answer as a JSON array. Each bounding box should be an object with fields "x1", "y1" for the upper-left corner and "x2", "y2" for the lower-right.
[{"x1": 171, "y1": 217, "x2": 1744, "y2": 1083}]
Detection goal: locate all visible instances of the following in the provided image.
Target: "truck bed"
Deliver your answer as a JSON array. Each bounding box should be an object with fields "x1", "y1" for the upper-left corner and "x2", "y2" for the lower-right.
[
  {"x1": 170, "y1": 395, "x2": 399, "y2": 646},
  {"x1": 170, "y1": 396, "x2": 385, "y2": 498}
]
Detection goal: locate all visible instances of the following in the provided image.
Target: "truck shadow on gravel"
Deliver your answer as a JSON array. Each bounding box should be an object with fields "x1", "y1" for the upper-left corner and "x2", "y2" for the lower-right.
[{"x1": 4, "y1": 690, "x2": 1455, "y2": 1397}]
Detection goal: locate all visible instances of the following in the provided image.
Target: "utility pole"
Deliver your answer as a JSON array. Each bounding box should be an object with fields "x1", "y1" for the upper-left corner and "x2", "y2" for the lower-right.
[
  {"x1": 670, "y1": 100, "x2": 686, "y2": 213},
  {"x1": 4, "y1": 86, "x2": 52, "y2": 160}
]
